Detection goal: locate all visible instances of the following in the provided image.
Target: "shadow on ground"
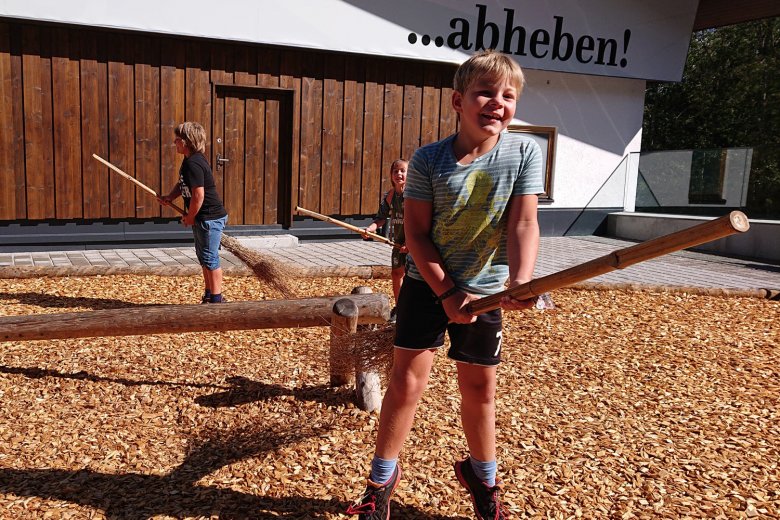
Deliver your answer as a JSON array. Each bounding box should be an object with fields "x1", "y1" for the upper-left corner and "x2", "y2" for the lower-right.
[
  {"x1": 0, "y1": 364, "x2": 227, "y2": 391},
  {"x1": 0, "y1": 292, "x2": 149, "y2": 310},
  {"x1": 0, "y1": 421, "x2": 466, "y2": 519},
  {"x1": 196, "y1": 376, "x2": 356, "y2": 408}
]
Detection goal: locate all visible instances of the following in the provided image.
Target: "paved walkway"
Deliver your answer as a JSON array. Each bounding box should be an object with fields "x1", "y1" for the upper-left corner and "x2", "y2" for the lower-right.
[{"x1": 1, "y1": 235, "x2": 779, "y2": 296}]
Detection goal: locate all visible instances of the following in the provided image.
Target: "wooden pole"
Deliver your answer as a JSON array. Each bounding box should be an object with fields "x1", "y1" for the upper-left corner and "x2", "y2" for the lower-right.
[
  {"x1": 0, "y1": 294, "x2": 391, "y2": 342},
  {"x1": 468, "y1": 211, "x2": 750, "y2": 314},
  {"x1": 92, "y1": 154, "x2": 187, "y2": 215},
  {"x1": 295, "y1": 206, "x2": 396, "y2": 247}
]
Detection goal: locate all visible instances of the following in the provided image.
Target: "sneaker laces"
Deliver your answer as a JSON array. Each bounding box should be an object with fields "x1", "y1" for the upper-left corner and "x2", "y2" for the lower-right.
[
  {"x1": 488, "y1": 484, "x2": 508, "y2": 519},
  {"x1": 345, "y1": 494, "x2": 376, "y2": 515}
]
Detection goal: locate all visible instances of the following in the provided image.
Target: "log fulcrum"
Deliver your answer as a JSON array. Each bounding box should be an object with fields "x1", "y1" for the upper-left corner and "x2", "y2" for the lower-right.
[{"x1": 0, "y1": 294, "x2": 390, "y2": 342}]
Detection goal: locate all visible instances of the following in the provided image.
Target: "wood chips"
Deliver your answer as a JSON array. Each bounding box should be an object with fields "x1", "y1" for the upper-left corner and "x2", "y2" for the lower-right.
[{"x1": 0, "y1": 275, "x2": 778, "y2": 519}]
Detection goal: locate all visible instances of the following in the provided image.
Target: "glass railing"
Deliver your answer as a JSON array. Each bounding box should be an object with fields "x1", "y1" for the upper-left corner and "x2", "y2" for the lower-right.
[{"x1": 636, "y1": 146, "x2": 780, "y2": 220}]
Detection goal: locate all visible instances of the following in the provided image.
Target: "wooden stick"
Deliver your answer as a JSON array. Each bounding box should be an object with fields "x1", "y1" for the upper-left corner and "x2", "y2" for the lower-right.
[
  {"x1": 468, "y1": 211, "x2": 750, "y2": 314},
  {"x1": 0, "y1": 294, "x2": 391, "y2": 342},
  {"x1": 295, "y1": 206, "x2": 396, "y2": 247},
  {"x1": 92, "y1": 155, "x2": 298, "y2": 296},
  {"x1": 92, "y1": 153, "x2": 187, "y2": 215}
]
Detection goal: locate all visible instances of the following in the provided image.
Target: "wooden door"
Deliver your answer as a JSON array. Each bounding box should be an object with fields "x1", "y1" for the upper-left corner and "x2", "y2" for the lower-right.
[{"x1": 213, "y1": 85, "x2": 293, "y2": 226}]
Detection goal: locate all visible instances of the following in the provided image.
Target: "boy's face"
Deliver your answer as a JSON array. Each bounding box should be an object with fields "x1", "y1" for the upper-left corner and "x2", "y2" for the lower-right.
[
  {"x1": 174, "y1": 135, "x2": 188, "y2": 155},
  {"x1": 391, "y1": 163, "x2": 407, "y2": 188},
  {"x1": 452, "y1": 76, "x2": 518, "y2": 138}
]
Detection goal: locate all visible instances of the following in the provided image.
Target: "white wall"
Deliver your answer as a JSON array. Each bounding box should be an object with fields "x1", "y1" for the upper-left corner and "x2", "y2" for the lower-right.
[{"x1": 515, "y1": 68, "x2": 645, "y2": 209}]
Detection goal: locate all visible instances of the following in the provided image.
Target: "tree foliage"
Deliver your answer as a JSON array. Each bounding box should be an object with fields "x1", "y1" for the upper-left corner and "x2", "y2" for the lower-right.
[{"x1": 642, "y1": 18, "x2": 780, "y2": 217}]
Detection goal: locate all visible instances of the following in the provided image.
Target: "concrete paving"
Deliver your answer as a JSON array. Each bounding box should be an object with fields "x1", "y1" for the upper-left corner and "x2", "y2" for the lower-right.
[{"x1": 1, "y1": 235, "x2": 779, "y2": 295}]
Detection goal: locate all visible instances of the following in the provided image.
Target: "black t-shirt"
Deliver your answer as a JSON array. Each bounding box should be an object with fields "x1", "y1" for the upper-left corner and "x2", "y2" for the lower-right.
[{"x1": 178, "y1": 152, "x2": 228, "y2": 221}]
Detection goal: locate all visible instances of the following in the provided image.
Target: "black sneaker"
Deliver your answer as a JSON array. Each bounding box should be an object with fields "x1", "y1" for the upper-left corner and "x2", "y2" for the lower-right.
[
  {"x1": 388, "y1": 306, "x2": 397, "y2": 324},
  {"x1": 454, "y1": 457, "x2": 508, "y2": 520},
  {"x1": 346, "y1": 466, "x2": 402, "y2": 519},
  {"x1": 201, "y1": 291, "x2": 211, "y2": 304}
]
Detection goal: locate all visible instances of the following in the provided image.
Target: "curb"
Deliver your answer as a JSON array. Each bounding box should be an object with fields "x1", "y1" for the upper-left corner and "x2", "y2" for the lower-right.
[{"x1": 0, "y1": 264, "x2": 393, "y2": 280}]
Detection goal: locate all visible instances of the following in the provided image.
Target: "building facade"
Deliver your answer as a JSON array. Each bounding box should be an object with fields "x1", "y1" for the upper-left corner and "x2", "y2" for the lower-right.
[{"x1": 0, "y1": 0, "x2": 699, "y2": 247}]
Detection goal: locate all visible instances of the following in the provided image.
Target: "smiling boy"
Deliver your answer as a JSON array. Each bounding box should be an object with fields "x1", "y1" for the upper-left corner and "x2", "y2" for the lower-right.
[{"x1": 347, "y1": 50, "x2": 544, "y2": 519}]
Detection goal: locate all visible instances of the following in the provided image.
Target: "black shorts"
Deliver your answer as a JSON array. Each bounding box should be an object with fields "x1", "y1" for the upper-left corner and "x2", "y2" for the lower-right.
[{"x1": 394, "y1": 276, "x2": 503, "y2": 366}]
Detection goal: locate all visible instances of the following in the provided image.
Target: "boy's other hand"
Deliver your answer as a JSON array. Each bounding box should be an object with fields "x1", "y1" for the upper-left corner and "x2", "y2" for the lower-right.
[
  {"x1": 443, "y1": 291, "x2": 478, "y2": 324},
  {"x1": 500, "y1": 280, "x2": 536, "y2": 310},
  {"x1": 500, "y1": 293, "x2": 536, "y2": 310}
]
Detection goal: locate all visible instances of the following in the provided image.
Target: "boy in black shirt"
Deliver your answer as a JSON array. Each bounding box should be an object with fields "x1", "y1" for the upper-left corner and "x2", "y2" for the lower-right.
[{"x1": 161, "y1": 122, "x2": 229, "y2": 303}]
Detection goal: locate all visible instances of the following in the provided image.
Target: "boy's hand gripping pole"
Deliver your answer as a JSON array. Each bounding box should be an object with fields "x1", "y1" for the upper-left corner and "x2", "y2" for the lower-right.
[{"x1": 467, "y1": 211, "x2": 750, "y2": 314}]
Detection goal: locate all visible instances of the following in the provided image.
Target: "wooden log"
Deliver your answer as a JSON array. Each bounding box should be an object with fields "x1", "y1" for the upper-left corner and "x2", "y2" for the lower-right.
[
  {"x1": 0, "y1": 294, "x2": 391, "y2": 342},
  {"x1": 330, "y1": 298, "x2": 358, "y2": 387},
  {"x1": 351, "y1": 286, "x2": 382, "y2": 412},
  {"x1": 468, "y1": 211, "x2": 751, "y2": 314}
]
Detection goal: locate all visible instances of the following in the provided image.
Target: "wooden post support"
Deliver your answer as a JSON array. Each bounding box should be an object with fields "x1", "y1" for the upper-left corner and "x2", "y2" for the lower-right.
[
  {"x1": 330, "y1": 298, "x2": 359, "y2": 387},
  {"x1": 351, "y1": 286, "x2": 382, "y2": 412}
]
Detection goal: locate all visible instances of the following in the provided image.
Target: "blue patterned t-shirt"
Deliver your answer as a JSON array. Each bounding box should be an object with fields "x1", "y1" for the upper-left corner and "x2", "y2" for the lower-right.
[{"x1": 405, "y1": 131, "x2": 544, "y2": 295}]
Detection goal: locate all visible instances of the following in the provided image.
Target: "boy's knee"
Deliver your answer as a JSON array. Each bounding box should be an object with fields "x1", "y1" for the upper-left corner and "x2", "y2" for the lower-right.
[
  {"x1": 459, "y1": 379, "x2": 496, "y2": 402},
  {"x1": 389, "y1": 371, "x2": 428, "y2": 401},
  {"x1": 201, "y1": 256, "x2": 221, "y2": 271}
]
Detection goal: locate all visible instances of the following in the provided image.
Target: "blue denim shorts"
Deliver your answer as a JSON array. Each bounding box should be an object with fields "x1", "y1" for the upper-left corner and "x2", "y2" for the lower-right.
[{"x1": 192, "y1": 215, "x2": 227, "y2": 270}]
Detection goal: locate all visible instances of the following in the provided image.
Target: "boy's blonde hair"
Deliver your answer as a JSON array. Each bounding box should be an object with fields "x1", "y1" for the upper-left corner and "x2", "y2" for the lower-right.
[
  {"x1": 175, "y1": 122, "x2": 207, "y2": 154},
  {"x1": 453, "y1": 49, "x2": 525, "y2": 96}
]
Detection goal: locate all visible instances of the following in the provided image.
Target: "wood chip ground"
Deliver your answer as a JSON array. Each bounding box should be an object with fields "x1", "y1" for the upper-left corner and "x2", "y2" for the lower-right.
[{"x1": 0, "y1": 275, "x2": 777, "y2": 519}]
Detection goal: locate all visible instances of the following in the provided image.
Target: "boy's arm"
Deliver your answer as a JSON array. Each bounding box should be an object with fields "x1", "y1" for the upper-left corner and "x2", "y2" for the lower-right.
[
  {"x1": 503, "y1": 194, "x2": 540, "y2": 309},
  {"x1": 405, "y1": 198, "x2": 477, "y2": 324},
  {"x1": 363, "y1": 192, "x2": 391, "y2": 238},
  {"x1": 181, "y1": 186, "x2": 204, "y2": 227},
  {"x1": 160, "y1": 184, "x2": 181, "y2": 203},
  {"x1": 364, "y1": 217, "x2": 387, "y2": 234}
]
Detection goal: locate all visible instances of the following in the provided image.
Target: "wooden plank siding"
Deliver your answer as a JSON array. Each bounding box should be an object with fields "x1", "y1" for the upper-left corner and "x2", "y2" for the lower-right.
[
  {"x1": 360, "y1": 60, "x2": 385, "y2": 214},
  {"x1": 51, "y1": 28, "x2": 83, "y2": 219},
  {"x1": 0, "y1": 22, "x2": 20, "y2": 219},
  {"x1": 321, "y1": 54, "x2": 344, "y2": 215},
  {"x1": 380, "y1": 59, "x2": 404, "y2": 200},
  {"x1": 134, "y1": 37, "x2": 161, "y2": 218},
  {"x1": 0, "y1": 20, "x2": 459, "y2": 227},
  {"x1": 9, "y1": 24, "x2": 26, "y2": 219},
  {"x1": 107, "y1": 31, "x2": 135, "y2": 218},
  {"x1": 80, "y1": 30, "x2": 109, "y2": 219},
  {"x1": 244, "y1": 95, "x2": 266, "y2": 224},
  {"x1": 341, "y1": 55, "x2": 364, "y2": 215},
  {"x1": 159, "y1": 39, "x2": 186, "y2": 218},
  {"x1": 298, "y1": 54, "x2": 323, "y2": 212},
  {"x1": 21, "y1": 25, "x2": 55, "y2": 219}
]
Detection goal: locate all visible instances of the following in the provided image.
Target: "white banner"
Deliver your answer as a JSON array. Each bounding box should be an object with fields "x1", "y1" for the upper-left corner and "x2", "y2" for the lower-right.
[{"x1": 1, "y1": 0, "x2": 698, "y2": 81}]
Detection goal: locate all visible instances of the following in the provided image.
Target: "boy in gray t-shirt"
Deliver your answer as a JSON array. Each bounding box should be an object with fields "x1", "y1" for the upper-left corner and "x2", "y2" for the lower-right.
[{"x1": 348, "y1": 50, "x2": 543, "y2": 520}]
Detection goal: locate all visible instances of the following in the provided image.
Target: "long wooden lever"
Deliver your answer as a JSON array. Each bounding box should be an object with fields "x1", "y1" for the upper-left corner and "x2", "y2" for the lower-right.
[{"x1": 468, "y1": 211, "x2": 750, "y2": 314}]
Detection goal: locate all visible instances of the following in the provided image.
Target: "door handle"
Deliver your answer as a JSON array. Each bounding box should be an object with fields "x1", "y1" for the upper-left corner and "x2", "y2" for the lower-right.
[{"x1": 216, "y1": 153, "x2": 230, "y2": 171}]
